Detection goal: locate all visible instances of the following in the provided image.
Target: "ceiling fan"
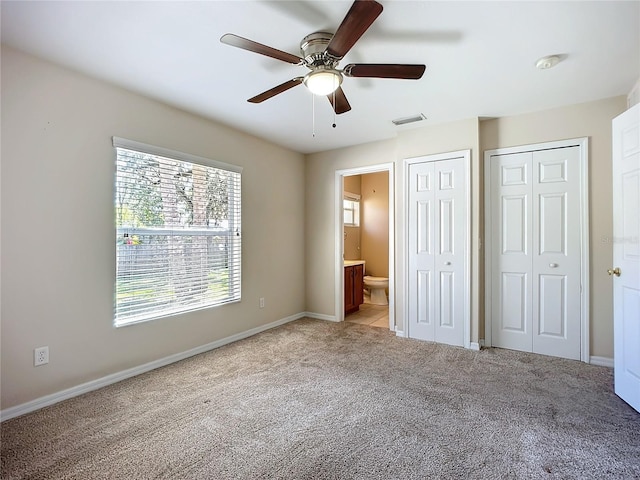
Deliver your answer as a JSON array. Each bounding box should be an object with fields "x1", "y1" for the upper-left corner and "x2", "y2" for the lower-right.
[{"x1": 220, "y1": 0, "x2": 426, "y2": 114}]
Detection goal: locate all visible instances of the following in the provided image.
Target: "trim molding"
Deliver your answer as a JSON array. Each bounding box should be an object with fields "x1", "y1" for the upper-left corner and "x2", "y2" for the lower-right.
[
  {"x1": 403, "y1": 150, "x2": 472, "y2": 348},
  {"x1": 590, "y1": 356, "x2": 614, "y2": 368},
  {"x1": 470, "y1": 342, "x2": 481, "y2": 351},
  {"x1": 1, "y1": 313, "x2": 305, "y2": 422},
  {"x1": 395, "y1": 330, "x2": 406, "y2": 338},
  {"x1": 304, "y1": 312, "x2": 338, "y2": 322},
  {"x1": 335, "y1": 163, "x2": 395, "y2": 329}
]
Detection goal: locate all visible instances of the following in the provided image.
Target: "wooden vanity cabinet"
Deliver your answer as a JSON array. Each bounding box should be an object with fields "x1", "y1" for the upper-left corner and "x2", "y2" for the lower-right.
[{"x1": 344, "y1": 264, "x2": 364, "y2": 314}]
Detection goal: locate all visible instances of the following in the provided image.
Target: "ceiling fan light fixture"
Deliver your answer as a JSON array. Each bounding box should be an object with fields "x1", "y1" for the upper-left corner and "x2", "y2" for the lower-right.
[
  {"x1": 304, "y1": 69, "x2": 343, "y2": 96},
  {"x1": 222, "y1": 0, "x2": 425, "y2": 114}
]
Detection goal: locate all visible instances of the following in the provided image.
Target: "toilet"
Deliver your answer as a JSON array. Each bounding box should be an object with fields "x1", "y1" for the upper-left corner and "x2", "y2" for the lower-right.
[{"x1": 363, "y1": 276, "x2": 389, "y2": 305}]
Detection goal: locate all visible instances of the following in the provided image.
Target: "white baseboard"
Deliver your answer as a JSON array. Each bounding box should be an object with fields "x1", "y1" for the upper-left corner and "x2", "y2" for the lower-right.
[
  {"x1": 304, "y1": 312, "x2": 338, "y2": 322},
  {"x1": 1, "y1": 312, "x2": 305, "y2": 422},
  {"x1": 468, "y1": 339, "x2": 486, "y2": 351},
  {"x1": 395, "y1": 330, "x2": 406, "y2": 338},
  {"x1": 590, "y1": 356, "x2": 614, "y2": 368}
]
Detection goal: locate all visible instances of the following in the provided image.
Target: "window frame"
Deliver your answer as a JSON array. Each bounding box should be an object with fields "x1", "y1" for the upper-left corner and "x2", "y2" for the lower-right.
[
  {"x1": 112, "y1": 137, "x2": 242, "y2": 327},
  {"x1": 343, "y1": 192, "x2": 361, "y2": 227}
]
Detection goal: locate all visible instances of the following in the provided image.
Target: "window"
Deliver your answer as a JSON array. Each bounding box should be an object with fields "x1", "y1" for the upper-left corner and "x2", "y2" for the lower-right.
[
  {"x1": 113, "y1": 137, "x2": 241, "y2": 327},
  {"x1": 343, "y1": 192, "x2": 360, "y2": 227}
]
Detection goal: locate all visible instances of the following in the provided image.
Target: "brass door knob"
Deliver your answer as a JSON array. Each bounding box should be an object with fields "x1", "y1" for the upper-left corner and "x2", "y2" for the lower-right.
[{"x1": 607, "y1": 267, "x2": 621, "y2": 277}]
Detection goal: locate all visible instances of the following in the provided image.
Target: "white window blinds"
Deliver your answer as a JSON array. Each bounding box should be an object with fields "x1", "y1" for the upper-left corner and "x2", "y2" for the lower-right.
[{"x1": 113, "y1": 137, "x2": 241, "y2": 327}]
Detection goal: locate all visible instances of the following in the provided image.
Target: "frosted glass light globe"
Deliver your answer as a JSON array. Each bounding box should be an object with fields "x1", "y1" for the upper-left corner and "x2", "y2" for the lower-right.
[{"x1": 304, "y1": 70, "x2": 342, "y2": 95}]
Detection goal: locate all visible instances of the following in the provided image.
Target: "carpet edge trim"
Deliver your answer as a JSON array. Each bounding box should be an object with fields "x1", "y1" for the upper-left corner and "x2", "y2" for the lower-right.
[{"x1": 0, "y1": 312, "x2": 306, "y2": 422}]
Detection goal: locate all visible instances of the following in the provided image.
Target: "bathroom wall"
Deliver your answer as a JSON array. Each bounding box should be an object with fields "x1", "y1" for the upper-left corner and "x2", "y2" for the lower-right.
[
  {"x1": 343, "y1": 175, "x2": 361, "y2": 260},
  {"x1": 360, "y1": 172, "x2": 389, "y2": 278}
]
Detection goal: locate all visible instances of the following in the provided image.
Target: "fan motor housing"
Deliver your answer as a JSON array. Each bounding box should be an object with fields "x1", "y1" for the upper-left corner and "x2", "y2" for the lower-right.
[{"x1": 300, "y1": 32, "x2": 337, "y2": 68}]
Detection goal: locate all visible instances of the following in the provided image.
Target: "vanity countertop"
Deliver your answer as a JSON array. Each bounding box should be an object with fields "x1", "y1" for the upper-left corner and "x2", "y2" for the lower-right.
[{"x1": 344, "y1": 260, "x2": 366, "y2": 267}]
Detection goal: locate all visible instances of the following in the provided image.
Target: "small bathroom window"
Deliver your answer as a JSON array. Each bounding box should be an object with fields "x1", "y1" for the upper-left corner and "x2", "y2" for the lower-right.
[{"x1": 343, "y1": 192, "x2": 360, "y2": 227}]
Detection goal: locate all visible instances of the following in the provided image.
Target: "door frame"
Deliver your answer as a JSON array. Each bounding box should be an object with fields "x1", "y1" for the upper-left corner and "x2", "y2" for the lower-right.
[
  {"x1": 483, "y1": 137, "x2": 590, "y2": 362},
  {"x1": 335, "y1": 163, "x2": 395, "y2": 330},
  {"x1": 404, "y1": 150, "x2": 472, "y2": 348}
]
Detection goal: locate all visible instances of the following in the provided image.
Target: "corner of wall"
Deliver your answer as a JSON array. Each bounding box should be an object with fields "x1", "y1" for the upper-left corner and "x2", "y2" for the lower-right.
[{"x1": 628, "y1": 78, "x2": 640, "y2": 108}]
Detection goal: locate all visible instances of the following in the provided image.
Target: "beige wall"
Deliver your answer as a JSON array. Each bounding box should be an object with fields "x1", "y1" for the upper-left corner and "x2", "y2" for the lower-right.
[
  {"x1": 480, "y1": 96, "x2": 627, "y2": 358},
  {"x1": 305, "y1": 119, "x2": 480, "y2": 336},
  {"x1": 343, "y1": 171, "x2": 391, "y2": 289},
  {"x1": 1, "y1": 46, "x2": 627, "y2": 411},
  {"x1": 306, "y1": 99, "x2": 625, "y2": 357},
  {"x1": 1, "y1": 46, "x2": 306, "y2": 410},
  {"x1": 395, "y1": 118, "x2": 482, "y2": 341},
  {"x1": 343, "y1": 175, "x2": 361, "y2": 260},
  {"x1": 304, "y1": 139, "x2": 398, "y2": 316},
  {"x1": 343, "y1": 175, "x2": 361, "y2": 195},
  {"x1": 360, "y1": 172, "x2": 389, "y2": 278}
]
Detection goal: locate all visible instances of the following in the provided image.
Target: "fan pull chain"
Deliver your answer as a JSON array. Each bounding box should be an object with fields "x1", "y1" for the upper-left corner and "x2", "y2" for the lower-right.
[{"x1": 332, "y1": 88, "x2": 337, "y2": 128}]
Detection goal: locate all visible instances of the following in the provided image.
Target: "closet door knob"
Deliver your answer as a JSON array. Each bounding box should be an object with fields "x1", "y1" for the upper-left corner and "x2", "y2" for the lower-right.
[
  {"x1": 444, "y1": 261, "x2": 451, "y2": 266},
  {"x1": 607, "y1": 267, "x2": 621, "y2": 277},
  {"x1": 549, "y1": 263, "x2": 558, "y2": 268}
]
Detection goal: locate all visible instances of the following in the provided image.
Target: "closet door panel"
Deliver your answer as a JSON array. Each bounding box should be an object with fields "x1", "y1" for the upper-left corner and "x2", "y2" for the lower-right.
[
  {"x1": 408, "y1": 162, "x2": 436, "y2": 340},
  {"x1": 491, "y1": 152, "x2": 533, "y2": 352},
  {"x1": 433, "y1": 158, "x2": 465, "y2": 346},
  {"x1": 532, "y1": 147, "x2": 581, "y2": 360}
]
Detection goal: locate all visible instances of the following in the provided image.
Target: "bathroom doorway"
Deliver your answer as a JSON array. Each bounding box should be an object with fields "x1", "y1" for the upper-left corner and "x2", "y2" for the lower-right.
[{"x1": 335, "y1": 163, "x2": 394, "y2": 331}]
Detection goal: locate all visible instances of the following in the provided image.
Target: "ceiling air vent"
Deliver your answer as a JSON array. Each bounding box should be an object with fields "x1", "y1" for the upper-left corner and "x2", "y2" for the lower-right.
[{"x1": 392, "y1": 113, "x2": 426, "y2": 126}]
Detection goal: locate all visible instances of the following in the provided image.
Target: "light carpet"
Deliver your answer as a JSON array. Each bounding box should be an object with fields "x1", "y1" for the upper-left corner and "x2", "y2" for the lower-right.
[{"x1": 2, "y1": 318, "x2": 639, "y2": 479}]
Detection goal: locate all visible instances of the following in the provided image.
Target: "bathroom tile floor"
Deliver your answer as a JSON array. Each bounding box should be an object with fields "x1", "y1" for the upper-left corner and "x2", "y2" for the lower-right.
[{"x1": 345, "y1": 303, "x2": 389, "y2": 329}]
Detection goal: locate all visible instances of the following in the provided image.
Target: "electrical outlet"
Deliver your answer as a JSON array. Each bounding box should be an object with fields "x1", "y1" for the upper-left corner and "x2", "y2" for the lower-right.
[
  {"x1": 34, "y1": 346, "x2": 49, "y2": 366},
  {"x1": 259, "y1": 297, "x2": 265, "y2": 308}
]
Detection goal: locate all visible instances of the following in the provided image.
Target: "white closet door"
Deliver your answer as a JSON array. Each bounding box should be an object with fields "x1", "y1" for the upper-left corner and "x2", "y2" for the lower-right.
[
  {"x1": 491, "y1": 152, "x2": 533, "y2": 352},
  {"x1": 532, "y1": 147, "x2": 581, "y2": 359},
  {"x1": 408, "y1": 157, "x2": 466, "y2": 346},
  {"x1": 490, "y1": 146, "x2": 581, "y2": 360}
]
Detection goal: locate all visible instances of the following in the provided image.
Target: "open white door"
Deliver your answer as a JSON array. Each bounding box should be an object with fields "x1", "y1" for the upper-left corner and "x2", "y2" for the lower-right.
[{"x1": 612, "y1": 103, "x2": 640, "y2": 413}]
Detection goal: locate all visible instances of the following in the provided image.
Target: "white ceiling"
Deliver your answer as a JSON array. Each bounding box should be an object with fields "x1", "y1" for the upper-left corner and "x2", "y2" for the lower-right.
[{"x1": 2, "y1": 1, "x2": 639, "y2": 154}]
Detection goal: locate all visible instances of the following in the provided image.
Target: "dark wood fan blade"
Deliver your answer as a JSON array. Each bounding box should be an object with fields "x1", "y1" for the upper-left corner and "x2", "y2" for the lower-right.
[
  {"x1": 248, "y1": 78, "x2": 304, "y2": 103},
  {"x1": 221, "y1": 34, "x2": 303, "y2": 65},
  {"x1": 327, "y1": 86, "x2": 352, "y2": 114},
  {"x1": 343, "y1": 64, "x2": 426, "y2": 79},
  {"x1": 326, "y1": 0, "x2": 383, "y2": 59}
]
